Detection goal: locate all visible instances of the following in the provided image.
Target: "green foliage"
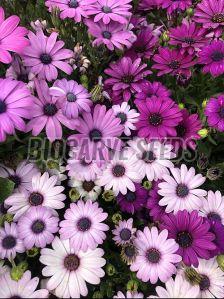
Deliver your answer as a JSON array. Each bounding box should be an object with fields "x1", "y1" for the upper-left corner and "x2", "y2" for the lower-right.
[{"x1": 0, "y1": 178, "x2": 15, "y2": 203}]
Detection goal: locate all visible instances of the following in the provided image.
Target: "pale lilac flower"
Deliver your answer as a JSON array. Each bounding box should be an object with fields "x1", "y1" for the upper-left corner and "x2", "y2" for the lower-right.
[
  {"x1": 114, "y1": 291, "x2": 144, "y2": 298},
  {"x1": 112, "y1": 218, "x2": 136, "y2": 246},
  {"x1": 200, "y1": 190, "x2": 224, "y2": 224}
]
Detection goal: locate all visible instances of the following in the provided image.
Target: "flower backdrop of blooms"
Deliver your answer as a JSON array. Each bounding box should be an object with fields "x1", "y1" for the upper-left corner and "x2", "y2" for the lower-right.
[{"x1": 1, "y1": 0, "x2": 224, "y2": 298}]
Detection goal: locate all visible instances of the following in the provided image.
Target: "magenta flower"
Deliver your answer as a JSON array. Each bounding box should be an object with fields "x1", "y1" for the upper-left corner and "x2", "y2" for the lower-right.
[
  {"x1": 0, "y1": 78, "x2": 33, "y2": 142},
  {"x1": 157, "y1": 0, "x2": 192, "y2": 14},
  {"x1": 138, "y1": 0, "x2": 159, "y2": 11},
  {"x1": 23, "y1": 30, "x2": 73, "y2": 81},
  {"x1": 198, "y1": 40, "x2": 224, "y2": 77},
  {"x1": 0, "y1": 7, "x2": 29, "y2": 64},
  {"x1": 152, "y1": 47, "x2": 195, "y2": 77},
  {"x1": 26, "y1": 80, "x2": 79, "y2": 142},
  {"x1": 205, "y1": 95, "x2": 224, "y2": 132},
  {"x1": 105, "y1": 57, "x2": 151, "y2": 102}
]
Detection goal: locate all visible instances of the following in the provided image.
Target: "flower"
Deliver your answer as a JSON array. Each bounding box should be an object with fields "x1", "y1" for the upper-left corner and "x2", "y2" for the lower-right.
[
  {"x1": 116, "y1": 183, "x2": 148, "y2": 214},
  {"x1": 0, "y1": 271, "x2": 49, "y2": 298},
  {"x1": 138, "y1": 0, "x2": 159, "y2": 11},
  {"x1": 68, "y1": 104, "x2": 123, "y2": 161},
  {"x1": 208, "y1": 220, "x2": 224, "y2": 256},
  {"x1": 104, "y1": 57, "x2": 151, "y2": 102},
  {"x1": 45, "y1": 159, "x2": 67, "y2": 185},
  {"x1": 152, "y1": 48, "x2": 195, "y2": 77},
  {"x1": 18, "y1": 206, "x2": 59, "y2": 249},
  {"x1": 0, "y1": 78, "x2": 33, "y2": 142},
  {"x1": 0, "y1": 161, "x2": 38, "y2": 193},
  {"x1": 130, "y1": 226, "x2": 181, "y2": 284},
  {"x1": 85, "y1": 20, "x2": 136, "y2": 51},
  {"x1": 112, "y1": 102, "x2": 139, "y2": 136},
  {"x1": 136, "y1": 97, "x2": 182, "y2": 140},
  {"x1": 0, "y1": 222, "x2": 25, "y2": 259},
  {"x1": 157, "y1": 0, "x2": 192, "y2": 14},
  {"x1": 161, "y1": 210, "x2": 216, "y2": 267},
  {"x1": 40, "y1": 236, "x2": 106, "y2": 298},
  {"x1": 112, "y1": 219, "x2": 136, "y2": 246},
  {"x1": 50, "y1": 78, "x2": 92, "y2": 119},
  {"x1": 114, "y1": 291, "x2": 144, "y2": 298},
  {"x1": 22, "y1": 30, "x2": 73, "y2": 81},
  {"x1": 26, "y1": 80, "x2": 79, "y2": 142},
  {"x1": 205, "y1": 95, "x2": 224, "y2": 131},
  {"x1": 200, "y1": 190, "x2": 224, "y2": 224},
  {"x1": 121, "y1": 243, "x2": 138, "y2": 265},
  {"x1": 59, "y1": 200, "x2": 109, "y2": 252},
  {"x1": 158, "y1": 164, "x2": 207, "y2": 213},
  {"x1": 0, "y1": 7, "x2": 29, "y2": 64},
  {"x1": 5, "y1": 172, "x2": 66, "y2": 220},
  {"x1": 198, "y1": 40, "x2": 224, "y2": 77},
  {"x1": 69, "y1": 178, "x2": 101, "y2": 201}
]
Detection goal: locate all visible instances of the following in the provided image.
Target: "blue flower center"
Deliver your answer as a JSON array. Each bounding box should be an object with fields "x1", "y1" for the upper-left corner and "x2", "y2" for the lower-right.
[
  {"x1": 126, "y1": 191, "x2": 136, "y2": 202},
  {"x1": 112, "y1": 164, "x2": 125, "y2": 177},
  {"x1": 146, "y1": 248, "x2": 161, "y2": 263},
  {"x1": 89, "y1": 129, "x2": 102, "y2": 142},
  {"x1": 148, "y1": 113, "x2": 162, "y2": 126},
  {"x1": 120, "y1": 228, "x2": 131, "y2": 241},
  {"x1": 0, "y1": 100, "x2": 6, "y2": 114},
  {"x1": 43, "y1": 103, "x2": 58, "y2": 116},
  {"x1": 176, "y1": 183, "x2": 189, "y2": 198},
  {"x1": 69, "y1": 0, "x2": 79, "y2": 8},
  {"x1": 64, "y1": 254, "x2": 80, "y2": 271},
  {"x1": 211, "y1": 51, "x2": 224, "y2": 62},
  {"x1": 40, "y1": 53, "x2": 52, "y2": 65},
  {"x1": 2, "y1": 235, "x2": 16, "y2": 249},
  {"x1": 169, "y1": 60, "x2": 180, "y2": 69},
  {"x1": 102, "y1": 6, "x2": 112, "y2": 13},
  {"x1": 29, "y1": 192, "x2": 44, "y2": 206},
  {"x1": 31, "y1": 220, "x2": 45, "y2": 234},
  {"x1": 207, "y1": 212, "x2": 221, "y2": 222},
  {"x1": 176, "y1": 231, "x2": 193, "y2": 248},
  {"x1": 67, "y1": 92, "x2": 77, "y2": 102},
  {"x1": 117, "y1": 112, "x2": 127, "y2": 124},
  {"x1": 199, "y1": 275, "x2": 210, "y2": 291},
  {"x1": 77, "y1": 217, "x2": 91, "y2": 231},
  {"x1": 102, "y1": 31, "x2": 112, "y2": 39},
  {"x1": 142, "y1": 151, "x2": 155, "y2": 163}
]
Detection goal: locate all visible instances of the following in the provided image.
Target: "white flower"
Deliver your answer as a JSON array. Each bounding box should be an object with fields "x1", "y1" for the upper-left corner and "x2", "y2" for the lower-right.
[
  {"x1": 69, "y1": 178, "x2": 101, "y2": 201},
  {"x1": 45, "y1": 159, "x2": 67, "y2": 185},
  {"x1": 114, "y1": 291, "x2": 144, "y2": 298}
]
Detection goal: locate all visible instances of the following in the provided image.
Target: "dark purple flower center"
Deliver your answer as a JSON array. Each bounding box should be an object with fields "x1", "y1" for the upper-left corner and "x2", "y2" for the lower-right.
[
  {"x1": 169, "y1": 60, "x2": 180, "y2": 70},
  {"x1": 89, "y1": 129, "x2": 102, "y2": 142},
  {"x1": 102, "y1": 6, "x2": 112, "y2": 13},
  {"x1": 17, "y1": 73, "x2": 29, "y2": 82},
  {"x1": 176, "y1": 183, "x2": 189, "y2": 198},
  {"x1": 29, "y1": 192, "x2": 44, "y2": 206},
  {"x1": 31, "y1": 220, "x2": 45, "y2": 234},
  {"x1": 69, "y1": 0, "x2": 79, "y2": 8},
  {"x1": 219, "y1": 107, "x2": 224, "y2": 118},
  {"x1": 82, "y1": 180, "x2": 95, "y2": 192},
  {"x1": 64, "y1": 254, "x2": 80, "y2": 271},
  {"x1": 67, "y1": 92, "x2": 77, "y2": 102},
  {"x1": 122, "y1": 75, "x2": 134, "y2": 84},
  {"x1": 40, "y1": 53, "x2": 52, "y2": 65},
  {"x1": 77, "y1": 217, "x2": 91, "y2": 231},
  {"x1": 184, "y1": 37, "x2": 195, "y2": 44},
  {"x1": 142, "y1": 151, "x2": 155, "y2": 163},
  {"x1": 112, "y1": 164, "x2": 125, "y2": 177},
  {"x1": 207, "y1": 212, "x2": 221, "y2": 222},
  {"x1": 2, "y1": 235, "x2": 16, "y2": 249},
  {"x1": 124, "y1": 244, "x2": 136, "y2": 257},
  {"x1": 176, "y1": 231, "x2": 193, "y2": 248},
  {"x1": 148, "y1": 113, "x2": 162, "y2": 126},
  {"x1": 120, "y1": 228, "x2": 132, "y2": 241},
  {"x1": 43, "y1": 103, "x2": 58, "y2": 116},
  {"x1": 176, "y1": 124, "x2": 186, "y2": 137},
  {"x1": 199, "y1": 275, "x2": 210, "y2": 291},
  {"x1": 211, "y1": 51, "x2": 224, "y2": 62},
  {"x1": 0, "y1": 100, "x2": 6, "y2": 114},
  {"x1": 146, "y1": 248, "x2": 161, "y2": 263},
  {"x1": 212, "y1": 13, "x2": 224, "y2": 23},
  {"x1": 102, "y1": 31, "x2": 112, "y2": 39},
  {"x1": 117, "y1": 112, "x2": 127, "y2": 124},
  {"x1": 9, "y1": 175, "x2": 21, "y2": 189},
  {"x1": 126, "y1": 191, "x2": 136, "y2": 202}
]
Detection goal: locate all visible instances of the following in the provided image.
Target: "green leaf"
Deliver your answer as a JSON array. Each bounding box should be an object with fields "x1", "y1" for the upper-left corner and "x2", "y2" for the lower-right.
[{"x1": 0, "y1": 178, "x2": 15, "y2": 203}]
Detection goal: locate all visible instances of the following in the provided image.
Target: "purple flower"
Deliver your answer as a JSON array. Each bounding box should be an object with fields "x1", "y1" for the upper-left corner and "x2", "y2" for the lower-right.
[
  {"x1": 198, "y1": 40, "x2": 224, "y2": 77},
  {"x1": 112, "y1": 218, "x2": 136, "y2": 246},
  {"x1": 105, "y1": 57, "x2": 151, "y2": 102},
  {"x1": 138, "y1": 0, "x2": 159, "y2": 11},
  {"x1": 157, "y1": 0, "x2": 192, "y2": 14},
  {"x1": 23, "y1": 30, "x2": 73, "y2": 81},
  {"x1": 161, "y1": 210, "x2": 216, "y2": 267},
  {"x1": 208, "y1": 220, "x2": 224, "y2": 257},
  {"x1": 205, "y1": 95, "x2": 224, "y2": 131}
]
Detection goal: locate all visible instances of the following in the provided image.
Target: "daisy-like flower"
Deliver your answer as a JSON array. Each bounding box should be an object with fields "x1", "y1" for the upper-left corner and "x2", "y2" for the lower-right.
[
  {"x1": 5, "y1": 172, "x2": 66, "y2": 220},
  {"x1": 198, "y1": 40, "x2": 224, "y2": 77},
  {"x1": 128, "y1": 138, "x2": 175, "y2": 181},
  {"x1": 112, "y1": 219, "x2": 136, "y2": 246},
  {"x1": 96, "y1": 148, "x2": 142, "y2": 195},
  {"x1": 130, "y1": 226, "x2": 181, "y2": 284},
  {"x1": 68, "y1": 104, "x2": 123, "y2": 162},
  {"x1": 158, "y1": 164, "x2": 207, "y2": 213},
  {"x1": 69, "y1": 178, "x2": 101, "y2": 201},
  {"x1": 0, "y1": 7, "x2": 29, "y2": 64},
  {"x1": 121, "y1": 242, "x2": 138, "y2": 265},
  {"x1": 205, "y1": 95, "x2": 224, "y2": 131},
  {"x1": 152, "y1": 47, "x2": 195, "y2": 77},
  {"x1": 105, "y1": 57, "x2": 151, "y2": 102},
  {"x1": 157, "y1": 0, "x2": 192, "y2": 14},
  {"x1": 50, "y1": 78, "x2": 92, "y2": 119},
  {"x1": 26, "y1": 80, "x2": 79, "y2": 142},
  {"x1": 0, "y1": 161, "x2": 39, "y2": 192},
  {"x1": 85, "y1": 0, "x2": 132, "y2": 24},
  {"x1": 161, "y1": 210, "x2": 216, "y2": 267},
  {"x1": 136, "y1": 97, "x2": 182, "y2": 140},
  {"x1": 138, "y1": 0, "x2": 159, "y2": 11},
  {"x1": 40, "y1": 236, "x2": 106, "y2": 298},
  {"x1": 112, "y1": 102, "x2": 139, "y2": 136},
  {"x1": 59, "y1": 200, "x2": 109, "y2": 252},
  {"x1": 85, "y1": 20, "x2": 136, "y2": 51},
  {"x1": 114, "y1": 291, "x2": 144, "y2": 298},
  {"x1": 0, "y1": 78, "x2": 33, "y2": 142},
  {"x1": 0, "y1": 222, "x2": 25, "y2": 259},
  {"x1": 200, "y1": 190, "x2": 224, "y2": 224},
  {"x1": 18, "y1": 206, "x2": 59, "y2": 249},
  {"x1": 0, "y1": 270, "x2": 49, "y2": 298},
  {"x1": 22, "y1": 30, "x2": 73, "y2": 81},
  {"x1": 208, "y1": 220, "x2": 224, "y2": 256}
]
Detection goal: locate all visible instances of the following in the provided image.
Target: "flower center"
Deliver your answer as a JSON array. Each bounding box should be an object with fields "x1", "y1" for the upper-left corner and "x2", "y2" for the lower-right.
[
  {"x1": 122, "y1": 75, "x2": 134, "y2": 84},
  {"x1": 176, "y1": 183, "x2": 189, "y2": 198},
  {"x1": 64, "y1": 254, "x2": 80, "y2": 271},
  {"x1": 176, "y1": 231, "x2": 193, "y2": 248},
  {"x1": 207, "y1": 212, "x2": 221, "y2": 222},
  {"x1": 219, "y1": 107, "x2": 224, "y2": 118},
  {"x1": 17, "y1": 73, "x2": 28, "y2": 82},
  {"x1": 102, "y1": 31, "x2": 112, "y2": 39},
  {"x1": 89, "y1": 129, "x2": 102, "y2": 142},
  {"x1": 184, "y1": 37, "x2": 195, "y2": 44},
  {"x1": 169, "y1": 60, "x2": 180, "y2": 69},
  {"x1": 212, "y1": 13, "x2": 224, "y2": 23},
  {"x1": 176, "y1": 124, "x2": 186, "y2": 137},
  {"x1": 82, "y1": 180, "x2": 95, "y2": 192},
  {"x1": 146, "y1": 248, "x2": 161, "y2": 263},
  {"x1": 67, "y1": 92, "x2": 77, "y2": 102},
  {"x1": 142, "y1": 151, "x2": 155, "y2": 163},
  {"x1": 148, "y1": 113, "x2": 162, "y2": 126},
  {"x1": 0, "y1": 100, "x2": 6, "y2": 114},
  {"x1": 199, "y1": 275, "x2": 210, "y2": 291},
  {"x1": 126, "y1": 191, "x2": 136, "y2": 202},
  {"x1": 124, "y1": 245, "x2": 136, "y2": 257},
  {"x1": 112, "y1": 164, "x2": 125, "y2": 177},
  {"x1": 31, "y1": 220, "x2": 45, "y2": 234},
  {"x1": 29, "y1": 192, "x2": 44, "y2": 206},
  {"x1": 102, "y1": 6, "x2": 112, "y2": 13},
  {"x1": 69, "y1": 0, "x2": 79, "y2": 8},
  {"x1": 9, "y1": 175, "x2": 21, "y2": 189},
  {"x1": 40, "y1": 53, "x2": 52, "y2": 65},
  {"x1": 120, "y1": 228, "x2": 132, "y2": 241},
  {"x1": 77, "y1": 217, "x2": 91, "y2": 231},
  {"x1": 117, "y1": 112, "x2": 127, "y2": 124},
  {"x1": 2, "y1": 235, "x2": 16, "y2": 249},
  {"x1": 43, "y1": 103, "x2": 58, "y2": 116},
  {"x1": 211, "y1": 51, "x2": 224, "y2": 62}
]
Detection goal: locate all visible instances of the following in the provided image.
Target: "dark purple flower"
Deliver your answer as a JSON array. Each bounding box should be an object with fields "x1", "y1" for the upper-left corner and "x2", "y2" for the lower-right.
[
  {"x1": 208, "y1": 220, "x2": 224, "y2": 257},
  {"x1": 157, "y1": 0, "x2": 192, "y2": 14},
  {"x1": 138, "y1": 0, "x2": 159, "y2": 11},
  {"x1": 205, "y1": 95, "x2": 224, "y2": 131}
]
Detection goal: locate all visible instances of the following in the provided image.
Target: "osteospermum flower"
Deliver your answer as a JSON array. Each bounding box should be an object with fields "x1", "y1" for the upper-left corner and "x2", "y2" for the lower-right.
[
  {"x1": 5, "y1": 172, "x2": 66, "y2": 220},
  {"x1": 208, "y1": 220, "x2": 224, "y2": 256},
  {"x1": 205, "y1": 95, "x2": 224, "y2": 131},
  {"x1": 130, "y1": 226, "x2": 181, "y2": 284},
  {"x1": 200, "y1": 190, "x2": 224, "y2": 224},
  {"x1": 121, "y1": 242, "x2": 138, "y2": 265},
  {"x1": 0, "y1": 7, "x2": 29, "y2": 64},
  {"x1": 161, "y1": 210, "x2": 216, "y2": 267},
  {"x1": 50, "y1": 79, "x2": 92, "y2": 119},
  {"x1": 114, "y1": 291, "x2": 144, "y2": 298},
  {"x1": 198, "y1": 40, "x2": 224, "y2": 77},
  {"x1": 138, "y1": 0, "x2": 158, "y2": 11},
  {"x1": 157, "y1": 0, "x2": 192, "y2": 14},
  {"x1": 23, "y1": 30, "x2": 73, "y2": 81},
  {"x1": 18, "y1": 206, "x2": 59, "y2": 249},
  {"x1": 69, "y1": 178, "x2": 101, "y2": 201},
  {"x1": 105, "y1": 57, "x2": 151, "y2": 102},
  {"x1": 0, "y1": 271, "x2": 49, "y2": 298},
  {"x1": 40, "y1": 237, "x2": 106, "y2": 298},
  {"x1": 0, "y1": 78, "x2": 33, "y2": 142},
  {"x1": 59, "y1": 200, "x2": 109, "y2": 252},
  {"x1": 0, "y1": 222, "x2": 25, "y2": 259},
  {"x1": 112, "y1": 219, "x2": 136, "y2": 246}
]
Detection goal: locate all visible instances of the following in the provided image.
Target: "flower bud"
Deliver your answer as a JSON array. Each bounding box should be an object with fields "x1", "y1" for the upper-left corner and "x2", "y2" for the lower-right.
[
  {"x1": 69, "y1": 188, "x2": 80, "y2": 202},
  {"x1": 184, "y1": 267, "x2": 201, "y2": 285},
  {"x1": 186, "y1": 8, "x2": 194, "y2": 17},
  {"x1": 11, "y1": 266, "x2": 23, "y2": 281},
  {"x1": 112, "y1": 213, "x2": 122, "y2": 224},
  {"x1": 102, "y1": 190, "x2": 114, "y2": 202},
  {"x1": 127, "y1": 279, "x2": 139, "y2": 292},
  {"x1": 217, "y1": 255, "x2": 224, "y2": 271},
  {"x1": 143, "y1": 180, "x2": 152, "y2": 190},
  {"x1": 198, "y1": 128, "x2": 208, "y2": 138},
  {"x1": 207, "y1": 166, "x2": 223, "y2": 181},
  {"x1": 106, "y1": 264, "x2": 116, "y2": 276},
  {"x1": 202, "y1": 99, "x2": 207, "y2": 108},
  {"x1": 161, "y1": 31, "x2": 170, "y2": 42},
  {"x1": 80, "y1": 74, "x2": 88, "y2": 89},
  {"x1": 26, "y1": 247, "x2": 40, "y2": 258},
  {"x1": 92, "y1": 291, "x2": 104, "y2": 299},
  {"x1": 178, "y1": 103, "x2": 185, "y2": 109}
]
